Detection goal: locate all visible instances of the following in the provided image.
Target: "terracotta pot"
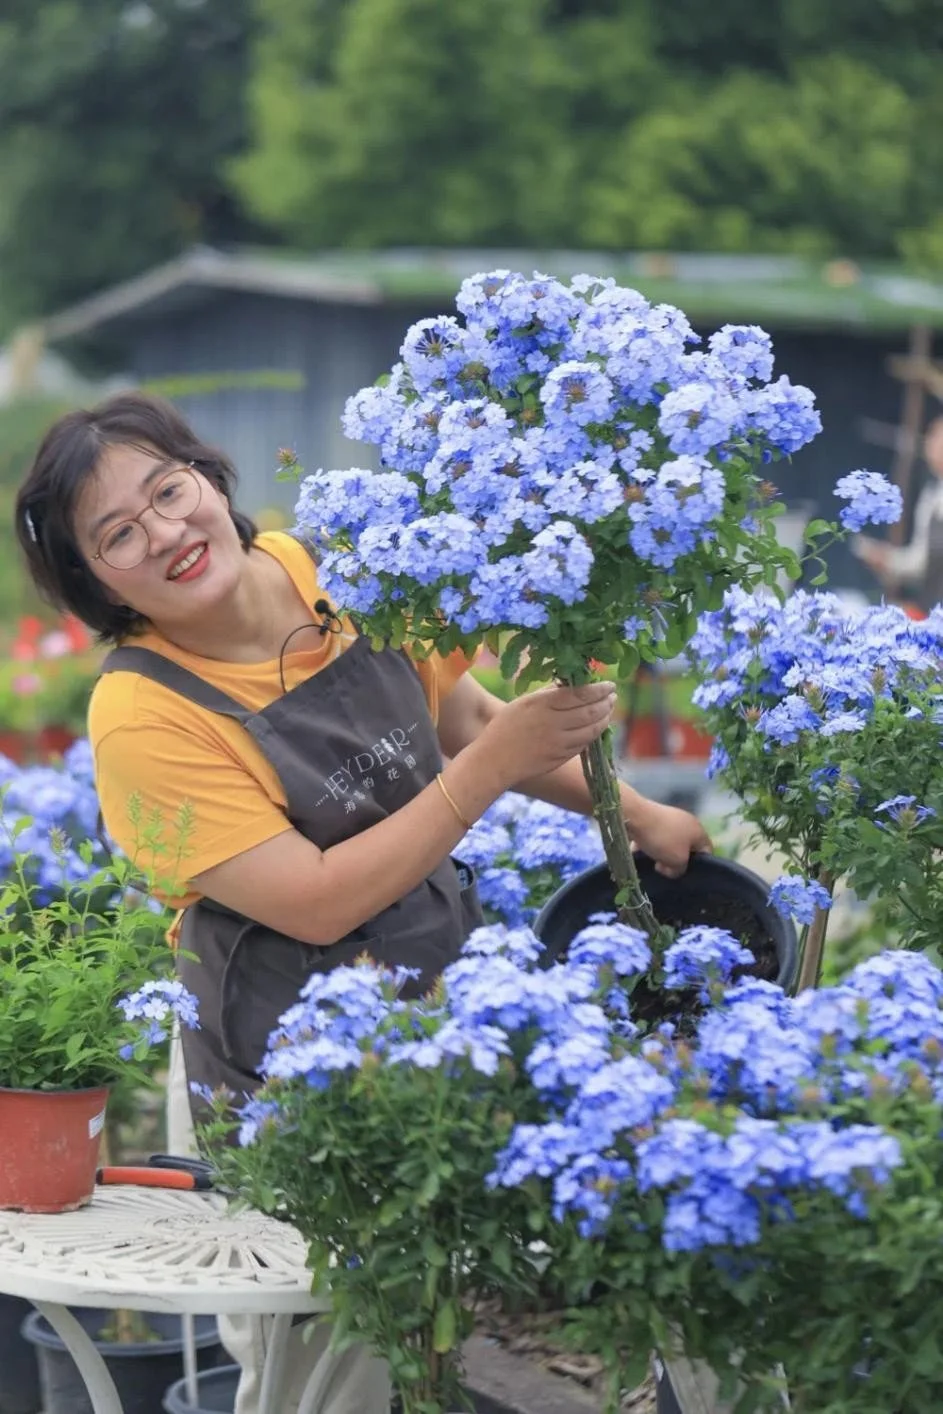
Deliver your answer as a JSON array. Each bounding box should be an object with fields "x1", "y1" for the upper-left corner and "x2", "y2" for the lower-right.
[
  {"x1": 38, "y1": 725, "x2": 78, "y2": 759},
  {"x1": 0, "y1": 731, "x2": 28, "y2": 764},
  {"x1": 0, "y1": 1086, "x2": 109, "y2": 1213},
  {"x1": 622, "y1": 715, "x2": 713, "y2": 761}
]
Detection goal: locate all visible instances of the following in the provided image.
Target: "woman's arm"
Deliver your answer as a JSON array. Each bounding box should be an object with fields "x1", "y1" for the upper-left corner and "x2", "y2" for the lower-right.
[
  {"x1": 437, "y1": 674, "x2": 712, "y2": 877},
  {"x1": 189, "y1": 680, "x2": 617, "y2": 943}
]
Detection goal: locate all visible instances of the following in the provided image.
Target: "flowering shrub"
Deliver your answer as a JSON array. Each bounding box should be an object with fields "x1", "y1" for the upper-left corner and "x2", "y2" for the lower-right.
[
  {"x1": 460, "y1": 792, "x2": 604, "y2": 925},
  {"x1": 688, "y1": 588, "x2": 943, "y2": 984},
  {"x1": 0, "y1": 738, "x2": 108, "y2": 907},
  {"x1": 288, "y1": 271, "x2": 898, "y2": 941},
  {"x1": 0, "y1": 736, "x2": 191, "y2": 1091},
  {"x1": 205, "y1": 921, "x2": 940, "y2": 1414},
  {"x1": 0, "y1": 849, "x2": 190, "y2": 1091},
  {"x1": 0, "y1": 613, "x2": 99, "y2": 738}
]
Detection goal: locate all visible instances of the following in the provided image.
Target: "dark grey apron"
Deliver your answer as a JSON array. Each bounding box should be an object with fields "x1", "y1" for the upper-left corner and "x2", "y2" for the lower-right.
[
  {"x1": 919, "y1": 510, "x2": 943, "y2": 612},
  {"x1": 99, "y1": 628, "x2": 482, "y2": 1101}
]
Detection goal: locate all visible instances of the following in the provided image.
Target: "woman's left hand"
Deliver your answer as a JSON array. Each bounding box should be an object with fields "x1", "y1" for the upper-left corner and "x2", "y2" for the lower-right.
[{"x1": 628, "y1": 800, "x2": 713, "y2": 878}]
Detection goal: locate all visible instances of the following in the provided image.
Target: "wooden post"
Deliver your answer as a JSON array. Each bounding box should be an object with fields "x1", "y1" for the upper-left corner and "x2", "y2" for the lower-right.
[{"x1": 887, "y1": 325, "x2": 932, "y2": 544}]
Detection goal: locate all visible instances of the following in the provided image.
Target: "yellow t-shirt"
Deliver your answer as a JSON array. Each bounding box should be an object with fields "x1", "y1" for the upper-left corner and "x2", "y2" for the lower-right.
[{"x1": 89, "y1": 531, "x2": 474, "y2": 906}]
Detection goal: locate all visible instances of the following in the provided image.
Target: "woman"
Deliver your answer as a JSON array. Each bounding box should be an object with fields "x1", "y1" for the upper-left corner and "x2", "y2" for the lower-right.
[
  {"x1": 16, "y1": 391, "x2": 711, "y2": 1414},
  {"x1": 853, "y1": 415, "x2": 943, "y2": 613}
]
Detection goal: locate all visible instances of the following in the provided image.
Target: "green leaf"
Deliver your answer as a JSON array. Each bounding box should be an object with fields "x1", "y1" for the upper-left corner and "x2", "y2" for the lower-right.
[
  {"x1": 421, "y1": 1235, "x2": 448, "y2": 1267},
  {"x1": 432, "y1": 1300, "x2": 457, "y2": 1354}
]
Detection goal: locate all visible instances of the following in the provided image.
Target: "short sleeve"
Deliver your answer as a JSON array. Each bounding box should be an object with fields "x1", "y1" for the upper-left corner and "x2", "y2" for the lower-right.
[
  {"x1": 93, "y1": 720, "x2": 293, "y2": 904},
  {"x1": 407, "y1": 644, "x2": 480, "y2": 724}
]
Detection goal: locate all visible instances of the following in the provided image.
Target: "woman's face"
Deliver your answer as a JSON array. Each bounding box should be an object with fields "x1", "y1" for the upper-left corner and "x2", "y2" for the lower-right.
[
  {"x1": 74, "y1": 443, "x2": 247, "y2": 627},
  {"x1": 925, "y1": 420, "x2": 943, "y2": 479}
]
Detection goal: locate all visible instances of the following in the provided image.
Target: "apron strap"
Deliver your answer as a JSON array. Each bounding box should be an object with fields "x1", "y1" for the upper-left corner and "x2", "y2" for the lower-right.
[{"x1": 99, "y1": 645, "x2": 258, "y2": 723}]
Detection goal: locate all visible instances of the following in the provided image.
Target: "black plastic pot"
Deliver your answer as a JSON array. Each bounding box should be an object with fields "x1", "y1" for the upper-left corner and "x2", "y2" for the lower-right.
[
  {"x1": 163, "y1": 1364, "x2": 240, "y2": 1413},
  {"x1": 21, "y1": 1309, "x2": 223, "y2": 1414},
  {"x1": 533, "y1": 853, "x2": 798, "y2": 992},
  {"x1": 653, "y1": 1359, "x2": 683, "y2": 1414},
  {"x1": 0, "y1": 1295, "x2": 41, "y2": 1414}
]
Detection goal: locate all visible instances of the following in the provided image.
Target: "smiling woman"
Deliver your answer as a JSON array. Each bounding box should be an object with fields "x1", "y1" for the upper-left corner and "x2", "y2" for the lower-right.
[{"x1": 13, "y1": 389, "x2": 709, "y2": 1414}]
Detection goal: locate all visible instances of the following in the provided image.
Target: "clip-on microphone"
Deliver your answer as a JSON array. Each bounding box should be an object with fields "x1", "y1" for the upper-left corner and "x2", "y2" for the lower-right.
[{"x1": 313, "y1": 598, "x2": 342, "y2": 636}]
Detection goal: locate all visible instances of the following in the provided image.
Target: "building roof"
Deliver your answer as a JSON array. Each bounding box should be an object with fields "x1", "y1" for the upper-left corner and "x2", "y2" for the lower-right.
[{"x1": 42, "y1": 244, "x2": 943, "y2": 342}]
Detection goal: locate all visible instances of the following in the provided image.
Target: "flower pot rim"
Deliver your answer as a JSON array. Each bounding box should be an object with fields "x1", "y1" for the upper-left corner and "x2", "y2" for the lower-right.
[
  {"x1": 533, "y1": 853, "x2": 799, "y2": 991},
  {"x1": 0, "y1": 1083, "x2": 110, "y2": 1097},
  {"x1": 21, "y1": 1308, "x2": 221, "y2": 1358}
]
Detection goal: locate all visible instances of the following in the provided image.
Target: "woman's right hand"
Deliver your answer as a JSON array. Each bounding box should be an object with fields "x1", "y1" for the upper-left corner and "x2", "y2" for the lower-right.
[{"x1": 473, "y1": 682, "x2": 618, "y2": 788}]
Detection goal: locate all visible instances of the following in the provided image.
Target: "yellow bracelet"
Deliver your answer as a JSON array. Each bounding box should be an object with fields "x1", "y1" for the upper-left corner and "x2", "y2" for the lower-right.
[{"x1": 435, "y1": 773, "x2": 472, "y2": 832}]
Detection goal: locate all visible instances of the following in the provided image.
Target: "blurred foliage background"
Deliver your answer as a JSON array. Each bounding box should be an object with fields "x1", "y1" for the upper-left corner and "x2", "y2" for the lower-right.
[{"x1": 0, "y1": 0, "x2": 941, "y2": 337}]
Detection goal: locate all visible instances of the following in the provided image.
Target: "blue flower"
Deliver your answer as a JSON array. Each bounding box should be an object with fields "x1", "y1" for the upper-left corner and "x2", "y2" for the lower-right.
[
  {"x1": 567, "y1": 920, "x2": 652, "y2": 980},
  {"x1": 744, "y1": 376, "x2": 822, "y2": 453},
  {"x1": 460, "y1": 923, "x2": 546, "y2": 967},
  {"x1": 541, "y1": 362, "x2": 615, "y2": 428},
  {"x1": 118, "y1": 980, "x2": 200, "y2": 1042},
  {"x1": 385, "y1": 1018, "x2": 510, "y2": 1076},
  {"x1": 769, "y1": 875, "x2": 832, "y2": 926},
  {"x1": 237, "y1": 1097, "x2": 282, "y2": 1147},
  {"x1": 658, "y1": 382, "x2": 738, "y2": 456},
  {"x1": 756, "y1": 694, "x2": 821, "y2": 744},
  {"x1": 708, "y1": 325, "x2": 775, "y2": 385},
  {"x1": 663, "y1": 927, "x2": 753, "y2": 989},
  {"x1": 874, "y1": 794, "x2": 936, "y2": 827},
  {"x1": 834, "y1": 470, "x2": 903, "y2": 533},
  {"x1": 552, "y1": 1153, "x2": 633, "y2": 1235}
]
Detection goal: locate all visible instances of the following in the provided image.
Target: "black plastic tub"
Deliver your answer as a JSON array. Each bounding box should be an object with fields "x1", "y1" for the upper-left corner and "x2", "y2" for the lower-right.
[
  {"x1": 22, "y1": 1309, "x2": 223, "y2": 1414},
  {"x1": 163, "y1": 1364, "x2": 241, "y2": 1413},
  {"x1": 0, "y1": 1295, "x2": 41, "y2": 1414},
  {"x1": 533, "y1": 852, "x2": 798, "y2": 992}
]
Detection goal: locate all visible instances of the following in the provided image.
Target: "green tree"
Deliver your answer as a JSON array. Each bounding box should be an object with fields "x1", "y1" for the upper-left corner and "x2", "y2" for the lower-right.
[
  {"x1": 234, "y1": 0, "x2": 943, "y2": 264},
  {"x1": 232, "y1": 0, "x2": 564, "y2": 247},
  {"x1": 0, "y1": 0, "x2": 257, "y2": 329}
]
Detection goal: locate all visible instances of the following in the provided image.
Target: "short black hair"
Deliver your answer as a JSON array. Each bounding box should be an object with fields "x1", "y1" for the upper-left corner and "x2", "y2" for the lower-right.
[{"x1": 15, "y1": 392, "x2": 258, "y2": 643}]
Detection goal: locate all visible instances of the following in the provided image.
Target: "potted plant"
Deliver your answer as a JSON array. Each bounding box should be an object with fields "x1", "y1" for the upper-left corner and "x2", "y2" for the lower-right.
[
  {"x1": 286, "y1": 270, "x2": 900, "y2": 985},
  {"x1": 202, "y1": 932, "x2": 558, "y2": 1414},
  {"x1": 0, "y1": 744, "x2": 223, "y2": 1413},
  {"x1": 477, "y1": 925, "x2": 935, "y2": 1414},
  {"x1": 0, "y1": 740, "x2": 198, "y2": 1213},
  {"x1": 687, "y1": 585, "x2": 943, "y2": 991},
  {"x1": 208, "y1": 911, "x2": 931, "y2": 1414}
]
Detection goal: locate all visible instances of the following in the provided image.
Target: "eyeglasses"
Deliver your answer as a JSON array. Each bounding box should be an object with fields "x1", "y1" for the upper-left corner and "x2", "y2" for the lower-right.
[{"x1": 92, "y1": 464, "x2": 203, "y2": 570}]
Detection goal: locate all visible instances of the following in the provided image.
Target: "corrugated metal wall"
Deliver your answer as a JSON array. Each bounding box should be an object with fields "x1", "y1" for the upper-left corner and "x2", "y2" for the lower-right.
[{"x1": 128, "y1": 292, "x2": 433, "y2": 514}]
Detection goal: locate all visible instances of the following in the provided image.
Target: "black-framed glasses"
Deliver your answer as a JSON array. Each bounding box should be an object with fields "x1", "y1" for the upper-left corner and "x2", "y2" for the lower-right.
[{"x1": 92, "y1": 464, "x2": 203, "y2": 570}]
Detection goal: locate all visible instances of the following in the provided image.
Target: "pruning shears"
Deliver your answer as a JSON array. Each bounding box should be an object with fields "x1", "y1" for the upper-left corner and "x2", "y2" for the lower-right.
[{"x1": 96, "y1": 1153, "x2": 216, "y2": 1191}]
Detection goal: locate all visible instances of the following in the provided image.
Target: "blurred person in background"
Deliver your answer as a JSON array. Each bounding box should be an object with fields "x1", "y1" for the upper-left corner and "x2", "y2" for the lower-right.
[{"x1": 854, "y1": 415, "x2": 943, "y2": 613}]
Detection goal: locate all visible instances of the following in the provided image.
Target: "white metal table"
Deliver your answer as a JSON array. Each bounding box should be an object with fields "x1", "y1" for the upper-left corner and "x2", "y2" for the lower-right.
[{"x1": 0, "y1": 1184, "x2": 330, "y2": 1414}]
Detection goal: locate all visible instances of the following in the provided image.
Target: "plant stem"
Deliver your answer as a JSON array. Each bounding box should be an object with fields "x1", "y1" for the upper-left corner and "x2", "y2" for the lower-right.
[
  {"x1": 579, "y1": 725, "x2": 661, "y2": 943},
  {"x1": 796, "y1": 873, "x2": 835, "y2": 992}
]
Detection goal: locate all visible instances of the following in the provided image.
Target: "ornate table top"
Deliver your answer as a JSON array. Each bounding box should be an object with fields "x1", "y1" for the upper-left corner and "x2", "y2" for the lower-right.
[{"x1": 0, "y1": 1185, "x2": 329, "y2": 1316}]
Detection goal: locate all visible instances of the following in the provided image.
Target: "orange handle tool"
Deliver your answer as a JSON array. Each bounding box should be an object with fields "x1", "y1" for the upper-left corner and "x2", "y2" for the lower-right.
[{"x1": 96, "y1": 1166, "x2": 212, "y2": 1191}]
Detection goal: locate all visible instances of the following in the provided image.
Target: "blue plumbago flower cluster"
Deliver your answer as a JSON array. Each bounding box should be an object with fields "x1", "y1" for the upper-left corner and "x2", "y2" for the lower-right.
[
  {"x1": 460, "y1": 792, "x2": 604, "y2": 925},
  {"x1": 833, "y1": 470, "x2": 903, "y2": 533},
  {"x1": 290, "y1": 272, "x2": 856, "y2": 677},
  {"x1": 688, "y1": 587, "x2": 943, "y2": 764},
  {"x1": 0, "y1": 739, "x2": 107, "y2": 903},
  {"x1": 688, "y1": 588, "x2": 942, "y2": 728},
  {"x1": 769, "y1": 875, "x2": 833, "y2": 926},
  {"x1": 488, "y1": 944, "x2": 927, "y2": 1245},
  {"x1": 117, "y1": 978, "x2": 200, "y2": 1058},
  {"x1": 687, "y1": 589, "x2": 943, "y2": 953},
  {"x1": 237, "y1": 917, "x2": 926, "y2": 1260}
]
